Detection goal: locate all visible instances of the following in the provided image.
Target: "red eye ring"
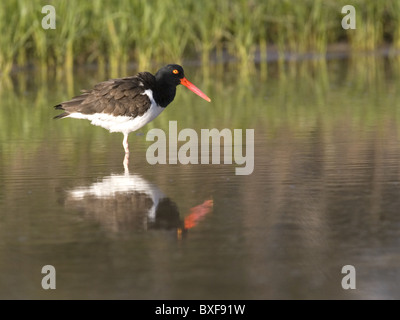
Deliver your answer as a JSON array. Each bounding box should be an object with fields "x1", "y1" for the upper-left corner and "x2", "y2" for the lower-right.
[{"x1": 173, "y1": 69, "x2": 179, "y2": 74}]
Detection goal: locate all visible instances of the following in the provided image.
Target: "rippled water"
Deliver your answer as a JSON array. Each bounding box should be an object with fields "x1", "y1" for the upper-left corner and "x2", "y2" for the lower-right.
[{"x1": 1, "y1": 57, "x2": 400, "y2": 299}]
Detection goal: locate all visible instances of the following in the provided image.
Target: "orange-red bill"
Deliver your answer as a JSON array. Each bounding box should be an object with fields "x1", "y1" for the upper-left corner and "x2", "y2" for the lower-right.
[{"x1": 180, "y1": 77, "x2": 211, "y2": 102}]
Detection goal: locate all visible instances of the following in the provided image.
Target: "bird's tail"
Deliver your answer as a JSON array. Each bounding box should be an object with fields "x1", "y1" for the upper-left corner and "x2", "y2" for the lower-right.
[{"x1": 53, "y1": 104, "x2": 69, "y2": 119}]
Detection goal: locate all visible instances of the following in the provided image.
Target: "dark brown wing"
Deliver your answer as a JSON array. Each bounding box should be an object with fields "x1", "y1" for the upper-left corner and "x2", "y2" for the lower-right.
[{"x1": 54, "y1": 72, "x2": 156, "y2": 119}]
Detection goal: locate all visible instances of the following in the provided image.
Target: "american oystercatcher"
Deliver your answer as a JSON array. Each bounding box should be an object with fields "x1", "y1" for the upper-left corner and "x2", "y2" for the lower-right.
[{"x1": 54, "y1": 64, "x2": 211, "y2": 154}]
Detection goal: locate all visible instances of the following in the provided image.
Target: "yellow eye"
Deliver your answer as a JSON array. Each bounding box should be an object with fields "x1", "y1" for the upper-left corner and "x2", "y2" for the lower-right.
[{"x1": 173, "y1": 69, "x2": 179, "y2": 74}]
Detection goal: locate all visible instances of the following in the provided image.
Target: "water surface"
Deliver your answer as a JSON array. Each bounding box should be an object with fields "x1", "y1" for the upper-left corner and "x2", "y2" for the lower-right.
[{"x1": 1, "y1": 57, "x2": 400, "y2": 299}]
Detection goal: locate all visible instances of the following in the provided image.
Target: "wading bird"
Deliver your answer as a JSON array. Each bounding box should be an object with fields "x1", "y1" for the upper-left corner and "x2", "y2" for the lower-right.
[{"x1": 54, "y1": 64, "x2": 211, "y2": 158}]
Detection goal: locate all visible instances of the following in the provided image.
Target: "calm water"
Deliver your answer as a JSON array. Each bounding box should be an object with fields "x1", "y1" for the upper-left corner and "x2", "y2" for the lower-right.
[{"x1": 1, "y1": 56, "x2": 400, "y2": 299}]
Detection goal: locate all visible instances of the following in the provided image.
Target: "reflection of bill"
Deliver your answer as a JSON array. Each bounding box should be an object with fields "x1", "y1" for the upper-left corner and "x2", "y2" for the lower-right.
[
  {"x1": 176, "y1": 199, "x2": 213, "y2": 240},
  {"x1": 63, "y1": 169, "x2": 212, "y2": 238},
  {"x1": 184, "y1": 200, "x2": 213, "y2": 230}
]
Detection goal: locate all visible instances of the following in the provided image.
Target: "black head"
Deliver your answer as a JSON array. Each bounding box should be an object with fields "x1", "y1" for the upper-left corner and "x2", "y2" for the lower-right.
[
  {"x1": 154, "y1": 64, "x2": 211, "y2": 103},
  {"x1": 155, "y1": 64, "x2": 185, "y2": 86}
]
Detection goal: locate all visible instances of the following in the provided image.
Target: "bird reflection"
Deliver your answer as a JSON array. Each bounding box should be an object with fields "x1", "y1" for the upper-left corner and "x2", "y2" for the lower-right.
[{"x1": 64, "y1": 159, "x2": 212, "y2": 238}]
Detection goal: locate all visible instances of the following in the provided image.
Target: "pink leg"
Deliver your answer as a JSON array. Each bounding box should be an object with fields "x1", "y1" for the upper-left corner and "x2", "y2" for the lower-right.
[
  {"x1": 123, "y1": 153, "x2": 129, "y2": 172},
  {"x1": 123, "y1": 133, "x2": 129, "y2": 154}
]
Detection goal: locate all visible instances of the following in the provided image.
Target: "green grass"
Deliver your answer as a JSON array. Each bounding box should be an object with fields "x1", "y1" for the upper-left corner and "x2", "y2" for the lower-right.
[{"x1": 0, "y1": 0, "x2": 399, "y2": 75}]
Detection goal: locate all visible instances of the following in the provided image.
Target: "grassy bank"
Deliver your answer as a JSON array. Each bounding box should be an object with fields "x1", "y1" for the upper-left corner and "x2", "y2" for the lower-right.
[{"x1": 1, "y1": 0, "x2": 400, "y2": 75}]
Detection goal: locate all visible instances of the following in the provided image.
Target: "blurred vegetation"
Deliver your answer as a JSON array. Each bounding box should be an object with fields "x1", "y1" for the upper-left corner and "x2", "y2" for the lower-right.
[{"x1": 1, "y1": 0, "x2": 400, "y2": 76}]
